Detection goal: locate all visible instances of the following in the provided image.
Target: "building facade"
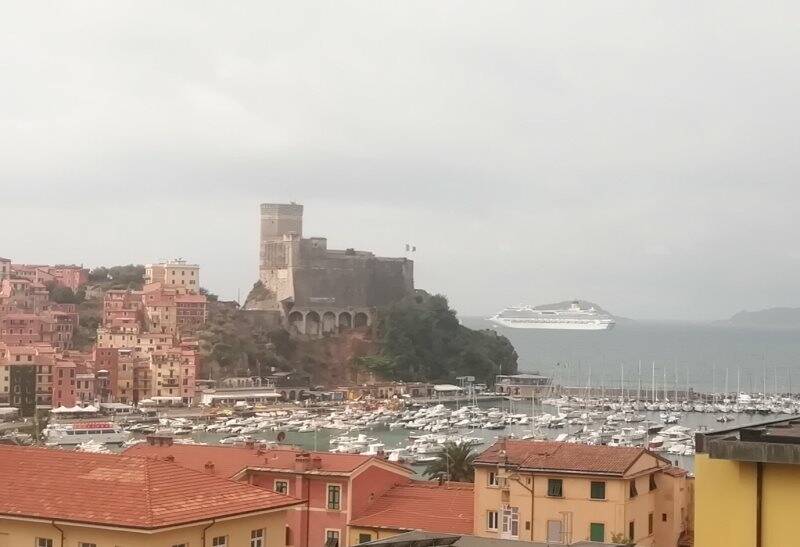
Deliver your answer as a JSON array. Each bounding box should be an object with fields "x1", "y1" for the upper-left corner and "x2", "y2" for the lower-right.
[
  {"x1": 0, "y1": 445, "x2": 301, "y2": 547},
  {"x1": 695, "y1": 416, "x2": 800, "y2": 547},
  {"x1": 125, "y1": 440, "x2": 414, "y2": 547},
  {"x1": 472, "y1": 439, "x2": 692, "y2": 546}
]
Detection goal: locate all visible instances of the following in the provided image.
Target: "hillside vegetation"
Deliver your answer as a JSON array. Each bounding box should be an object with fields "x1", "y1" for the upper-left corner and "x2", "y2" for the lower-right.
[{"x1": 356, "y1": 291, "x2": 518, "y2": 384}]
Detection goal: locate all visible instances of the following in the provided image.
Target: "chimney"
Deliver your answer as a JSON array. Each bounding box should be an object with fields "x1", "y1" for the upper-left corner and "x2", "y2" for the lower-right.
[
  {"x1": 204, "y1": 461, "x2": 215, "y2": 473},
  {"x1": 294, "y1": 452, "x2": 311, "y2": 472},
  {"x1": 310, "y1": 456, "x2": 323, "y2": 470}
]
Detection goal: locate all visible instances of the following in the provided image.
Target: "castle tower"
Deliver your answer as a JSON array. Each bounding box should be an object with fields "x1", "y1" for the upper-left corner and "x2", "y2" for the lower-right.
[{"x1": 259, "y1": 203, "x2": 303, "y2": 271}]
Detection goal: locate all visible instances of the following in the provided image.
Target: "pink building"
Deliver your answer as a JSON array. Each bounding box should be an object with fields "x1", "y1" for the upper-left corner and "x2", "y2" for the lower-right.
[
  {"x1": 103, "y1": 289, "x2": 144, "y2": 326},
  {"x1": 10, "y1": 264, "x2": 88, "y2": 292},
  {"x1": 75, "y1": 372, "x2": 96, "y2": 404},
  {"x1": 125, "y1": 441, "x2": 413, "y2": 547},
  {"x1": 52, "y1": 360, "x2": 77, "y2": 407}
]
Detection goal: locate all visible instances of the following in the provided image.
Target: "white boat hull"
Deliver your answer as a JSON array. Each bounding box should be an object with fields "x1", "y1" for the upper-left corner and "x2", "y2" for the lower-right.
[{"x1": 490, "y1": 318, "x2": 614, "y2": 330}]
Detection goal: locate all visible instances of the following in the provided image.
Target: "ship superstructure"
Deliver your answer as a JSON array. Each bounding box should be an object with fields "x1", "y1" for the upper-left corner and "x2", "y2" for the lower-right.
[{"x1": 490, "y1": 301, "x2": 615, "y2": 330}]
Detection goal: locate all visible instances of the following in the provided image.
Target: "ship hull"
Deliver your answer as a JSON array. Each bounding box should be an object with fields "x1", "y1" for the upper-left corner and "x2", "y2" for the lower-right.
[{"x1": 490, "y1": 318, "x2": 615, "y2": 330}]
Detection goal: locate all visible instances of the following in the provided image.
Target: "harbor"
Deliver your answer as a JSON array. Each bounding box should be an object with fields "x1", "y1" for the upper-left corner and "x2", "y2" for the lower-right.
[{"x1": 13, "y1": 390, "x2": 797, "y2": 474}]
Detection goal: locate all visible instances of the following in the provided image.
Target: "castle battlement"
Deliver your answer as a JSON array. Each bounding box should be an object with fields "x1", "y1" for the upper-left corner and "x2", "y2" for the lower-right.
[{"x1": 256, "y1": 202, "x2": 413, "y2": 337}]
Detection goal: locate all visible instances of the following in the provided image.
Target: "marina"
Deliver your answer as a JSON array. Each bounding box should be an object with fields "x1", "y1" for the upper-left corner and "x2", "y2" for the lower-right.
[{"x1": 28, "y1": 393, "x2": 798, "y2": 473}]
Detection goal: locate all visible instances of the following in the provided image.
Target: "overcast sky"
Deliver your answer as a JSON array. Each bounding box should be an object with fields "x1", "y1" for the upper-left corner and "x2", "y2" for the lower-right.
[{"x1": 2, "y1": 2, "x2": 799, "y2": 321}]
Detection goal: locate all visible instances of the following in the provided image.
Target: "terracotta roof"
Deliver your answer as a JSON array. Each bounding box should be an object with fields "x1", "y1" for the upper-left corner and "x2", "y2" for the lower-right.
[
  {"x1": 349, "y1": 480, "x2": 474, "y2": 534},
  {"x1": 475, "y1": 440, "x2": 654, "y2": 476},
  {"x1": 125, "y1": 443, "x2": 411, "y2": 478},
  {"x1": 0, "y1": 445, "x2": 301, "y2": 529},
  {"x1": 661, "y1": 465, "x2": 689, "y2": 478}
]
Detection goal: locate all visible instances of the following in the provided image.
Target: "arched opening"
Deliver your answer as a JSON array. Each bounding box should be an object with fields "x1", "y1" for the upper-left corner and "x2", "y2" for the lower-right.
[
  {"x1": 305, "y1": 311, "x2": 321, "y2": 336},
  {"x1": 322, "y1": 312, "x2": 337, "y2": 334},
  {"x1": 288, "y1": 311, "x2": 304, "y2": 334},
  {"x1": 354, "y1": 312, "x2": 369, "y2": 328},
  {"x1": 289, "y1": 390, "x2": 296, "y2": 400},
  {"x1": 280, "y1": 390, "x2": 287, "y2": 400},
  {"x1": 338, "y1": 312, "x2": 352, "y2": 330}
]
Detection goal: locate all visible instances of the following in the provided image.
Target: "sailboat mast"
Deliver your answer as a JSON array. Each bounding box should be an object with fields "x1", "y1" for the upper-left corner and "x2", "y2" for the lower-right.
[
  {"x1": 637, "y1": 360, "x2": 642, "y2": 402},
  {"x1": 651, "y1": 362, "x2": 656, "y2": 404}
]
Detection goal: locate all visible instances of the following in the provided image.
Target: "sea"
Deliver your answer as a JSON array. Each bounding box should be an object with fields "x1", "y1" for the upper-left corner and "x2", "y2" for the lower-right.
[{"x1": 461, "y1": 317, "x2": 800, "y2": 395}]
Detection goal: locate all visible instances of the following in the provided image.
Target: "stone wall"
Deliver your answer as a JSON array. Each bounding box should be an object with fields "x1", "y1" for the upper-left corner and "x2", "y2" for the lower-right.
[{"x1": 256, "y1": 203, "x2": 413, "y2": 336}]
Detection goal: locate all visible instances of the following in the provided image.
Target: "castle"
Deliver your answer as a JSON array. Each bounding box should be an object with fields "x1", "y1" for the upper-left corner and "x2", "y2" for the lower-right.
[{"x1": 258, "y1": 203, "x2": 414, "y2": 335}]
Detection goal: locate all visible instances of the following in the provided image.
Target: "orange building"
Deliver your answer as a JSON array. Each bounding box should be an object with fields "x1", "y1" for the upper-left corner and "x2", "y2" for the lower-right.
[{"x1": 472, "y1": 440, "x2": 692, "y2": 546}]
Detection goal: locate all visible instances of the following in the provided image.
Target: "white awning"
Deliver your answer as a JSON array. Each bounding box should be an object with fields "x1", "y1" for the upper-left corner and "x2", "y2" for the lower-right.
[{"x1": 433, "y1": 384, "x2": 462, "y2": 392}]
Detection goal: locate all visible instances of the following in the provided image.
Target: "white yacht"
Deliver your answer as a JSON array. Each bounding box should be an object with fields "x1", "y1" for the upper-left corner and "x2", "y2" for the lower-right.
[
  {"x1": 490, "y1": 301, "x2": 615, "y2": 330},
  {"x1": 44, "y1": 421, "x2": 131, "y2": 446}
]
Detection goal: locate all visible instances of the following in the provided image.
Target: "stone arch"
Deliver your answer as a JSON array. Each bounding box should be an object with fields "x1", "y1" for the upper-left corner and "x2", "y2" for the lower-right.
[
  {"x1": 354, "y1": 312, "x2": 369, "y2": 328},
  {"x1": 305, "y1": 311, "x2": 321, "y2": 336},
  {"x1": 280, "y1": 390, "x2": 287, "y2": 399},
  {"x1": 288, "y1": 311, "x2": 304, "y2": 334},
  {"x1": 289, "y1": 390, "x2": 296, "y2": 400},
  {"x1": 322, "y1": 312, "x2": 337, "y2": 334},
  {"x1": 339, "y1": 312, "x2": 352, "y2": 330}
]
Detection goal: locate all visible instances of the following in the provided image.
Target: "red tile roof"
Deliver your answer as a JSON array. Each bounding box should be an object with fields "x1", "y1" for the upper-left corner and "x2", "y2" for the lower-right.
[
  {"x1": 475, "y1": 440, "x2": 657, "y2": 476},
  {"x1": 0, "y1": 445, "x2": 301, "y2": 529},
  {"x1": 124, "y1": 443, "x2": 411, "y2": 478},
  {"x1": 349, "y1": 480, "x2": 474, "y2": 534}
]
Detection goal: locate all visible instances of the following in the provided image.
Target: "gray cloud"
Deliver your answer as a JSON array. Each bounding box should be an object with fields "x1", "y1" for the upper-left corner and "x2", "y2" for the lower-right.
[{"x1": 1, "y1": 1, "x2": 799, "y2": 320}]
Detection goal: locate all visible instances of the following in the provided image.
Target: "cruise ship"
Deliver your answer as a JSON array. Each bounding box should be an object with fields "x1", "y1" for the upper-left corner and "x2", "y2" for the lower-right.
[{"x1": 489, "y1": 301, "x2": 615, "y2": 330}]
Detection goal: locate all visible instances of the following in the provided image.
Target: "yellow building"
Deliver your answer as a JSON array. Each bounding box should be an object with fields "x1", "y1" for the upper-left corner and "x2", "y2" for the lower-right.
[
  {"x1": 473, "y1": 439, "x2": 692, "y2": 546},
  {"x1": 146, "y1": 259, "x2": 201, "y2": 294},
  {"x1": 0, "y1": 445, "x2": 301, "y2": 547},
  {"x1": 695, "y1": 417, "x2": 800, "y2": 547}
]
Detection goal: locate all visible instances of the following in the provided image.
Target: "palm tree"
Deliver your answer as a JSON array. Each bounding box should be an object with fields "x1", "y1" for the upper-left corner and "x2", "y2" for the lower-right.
[{"x1": 423, "y1": 441, "x2": 479, "y2": 483}]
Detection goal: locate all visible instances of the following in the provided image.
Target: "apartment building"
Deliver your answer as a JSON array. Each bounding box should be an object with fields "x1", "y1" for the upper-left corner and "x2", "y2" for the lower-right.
[
  {"x1": 145, "y1": 259, "x2": 201, "y2": 294},
  {"x1": 695, "y1": 416, "x2": 800, "y2": 547},
  {"x1": 125, "y1": 440, "x2": 414, "y2": 547},
  {"x1": 10, "y1": 263, "x2": 89, "y2": 291},
  {"x1": 0, "y1": 445, "x2": 302, "y2": 547},
  {"x1": 472, "y1": 440, "x2": 692, "y2": 546}
]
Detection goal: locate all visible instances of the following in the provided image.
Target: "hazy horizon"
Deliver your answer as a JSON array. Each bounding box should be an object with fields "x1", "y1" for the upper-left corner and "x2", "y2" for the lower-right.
[{"x1": 2, "y1": 2, "x2": 799, "y2": 321}]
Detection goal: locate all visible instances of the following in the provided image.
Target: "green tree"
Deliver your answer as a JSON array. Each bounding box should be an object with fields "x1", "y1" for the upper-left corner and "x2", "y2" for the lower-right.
[
  {"x1": 423, "y1": 441, "x2": 479, "y2": 483},
  {"x1": 372, "y1": 290, "x2": 518, "y2": 384}
]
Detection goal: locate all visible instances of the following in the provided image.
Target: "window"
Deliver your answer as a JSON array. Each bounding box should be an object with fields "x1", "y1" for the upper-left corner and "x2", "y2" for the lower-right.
[
  {"x1": 649, "y1": 473, "x2": 658, "y2": 491},
  {"x1": 589, "y1": 523, "x2": 605, "y2": 542},
  {"x1": 358, "y1": 533, "x2": 373, "y2": 544},
  {"x1": 78, "y1": 543, "x2": 96, "y2": 547},
  {"x1": 547, "y1": 478, "x2": 563, "y2": 497},
  {"x1": 251, "y1": 529, "x2": 265, "y2": 547},
  {"x1": 488, "y1": 471, "x2": 499, "y2": 486},
  {"x1": 487, "y1": 510, "x2": 499, "y2": 530},
  {"x1": 327, "y1": 484, "x2": 341, "y2": 510},
  {"x1": 629, "y1": 520, "x2": 635, "y2": 541},
  {"x1": 649, "y1": 512, "x2": 654, "y2": 535},
  {"x1": 212, "y1": 536, "x2": 227, "y2": 547},
  {"x1": 662, "y1": 513, "x2": 668, "y2": 522},
  {"x1": 37, "y1": 540, "x2": 53, "y2": 547},
  {"x1": 325, "y1": 529, "x2": 340, "y2": 547},
  {"x1": 590, "y1": 481, "x2": 605, "y2": 500},
  {"x1": 275, "y1": 479, "x2": 289, "y2": 494},
  {"x1": 629, "y1": 479, "x2": 638, "y2": 498},
  {"x1": 172, "y1": 544, "x2": 187, "y2": 547}
]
